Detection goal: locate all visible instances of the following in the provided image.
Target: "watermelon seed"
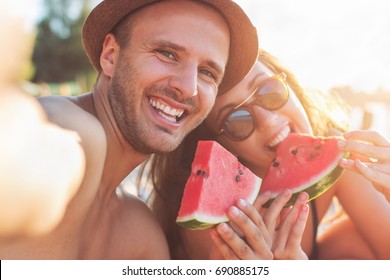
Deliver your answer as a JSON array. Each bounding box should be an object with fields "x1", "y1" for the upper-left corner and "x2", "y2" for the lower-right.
[
  {"x1": 238, "y1": 169, "x2": 244, "y2": 175},
  {"x1": 291, "y1": 148, "x2": 298, "y2": 155},
  {"x1": 273, "y1": 161, "x2": 280, "y2": 167},
  {"x1": 202, "y1": 171, "x2": 208, "y2": 178},
  {"x1": 315, "y1": 145, "x2": 321, "y2": 150},
  {"x1": 196, "y1": 170, "x2": 202, "y2": 176},
  {"x1": 235, "y1": 175, "x2": 240, "y2": 182}
]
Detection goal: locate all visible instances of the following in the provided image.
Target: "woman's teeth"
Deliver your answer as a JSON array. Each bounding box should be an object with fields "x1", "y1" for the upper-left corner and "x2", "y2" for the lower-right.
[{"x1": 268, "y1": 126, "x2": 291, "y2": 148}]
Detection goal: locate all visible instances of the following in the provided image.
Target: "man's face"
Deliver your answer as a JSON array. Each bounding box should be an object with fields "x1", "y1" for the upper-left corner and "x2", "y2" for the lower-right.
[{"x1": 107, "y1": 0, "x2": 230, "y2": 154}]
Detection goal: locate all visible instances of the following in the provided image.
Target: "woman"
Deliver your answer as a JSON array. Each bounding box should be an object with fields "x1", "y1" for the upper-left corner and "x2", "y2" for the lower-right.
[{"x1": 138, "y1": 49, "x2": 390, "y2": 259}]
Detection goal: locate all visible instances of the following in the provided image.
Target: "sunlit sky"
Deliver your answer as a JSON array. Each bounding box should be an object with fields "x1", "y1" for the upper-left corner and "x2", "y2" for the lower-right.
[
  {"x1": 2, "y1": 0, "x2": 41, "y2": 31},
  {"x1": 236, "y1": 0, "x2": 390, "y2": 92},
  {"x1": 5, "y1": 0, "x2": 390, "y2": 92}
]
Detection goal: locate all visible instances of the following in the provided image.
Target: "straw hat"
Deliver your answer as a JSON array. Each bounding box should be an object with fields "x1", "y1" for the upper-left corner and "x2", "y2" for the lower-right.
[{"x1": 82, "y1": 0, "x2": 258, "y2": 94}]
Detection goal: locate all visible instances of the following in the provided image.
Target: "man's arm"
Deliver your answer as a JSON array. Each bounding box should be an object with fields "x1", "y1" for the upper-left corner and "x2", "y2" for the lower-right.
[{"x1": 0, "y1": 90, "x2": 85, "y2": 237}]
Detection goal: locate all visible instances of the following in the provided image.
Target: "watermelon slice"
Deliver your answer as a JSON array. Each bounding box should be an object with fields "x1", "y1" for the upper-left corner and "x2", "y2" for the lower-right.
[
  {"x1": 260, "y1": 133, "x2": 346, "y2": 207},
  {"x1": 176, "y1": 141, "x2": 261, "y2": 230}
]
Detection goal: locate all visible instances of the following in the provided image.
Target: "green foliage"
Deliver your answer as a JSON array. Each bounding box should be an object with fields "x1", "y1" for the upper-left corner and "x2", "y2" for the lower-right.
[{"x1": 32, "y1": 0, "x2": 94, "y2": 84}]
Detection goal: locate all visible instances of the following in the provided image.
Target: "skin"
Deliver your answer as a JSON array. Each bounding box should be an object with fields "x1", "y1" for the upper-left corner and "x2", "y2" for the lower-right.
[
  {"x1": 0, "y1": 0, "x2": 230, "y2": 259},
  {"x1": 338, "y1": 130, "x2": 390, "y2": 203},
  {"x1": 181, "y1": 62, "x2": 312, "y2": 260},
  {"x1": 208, "y1": 191, "x2": 310, "y2": 260},
  {"x1": 0, "y1": 89, "x2": 85, "y2": 237},
  {"x1": 0, "y1": 6, "x2": 85, "y2": 237},
  {"x1": 182, "y1": 60, "x2": 390, "y2": 260}
]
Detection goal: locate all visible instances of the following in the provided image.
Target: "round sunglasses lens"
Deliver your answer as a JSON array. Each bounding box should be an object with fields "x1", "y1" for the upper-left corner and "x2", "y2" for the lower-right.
[
  {"x1": 257, "y1": 79, "x2": 288, "y2": 110},
  {"x1": 224, "y1": 110, "x2": 254, "y2": 140}
]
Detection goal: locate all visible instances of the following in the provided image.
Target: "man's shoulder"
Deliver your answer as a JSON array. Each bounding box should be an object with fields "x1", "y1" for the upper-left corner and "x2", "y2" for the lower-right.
[
  {"x1": 115, "y1": 190, "x2": 160, "y2": 238},
  {"x1": 38, "y1": 94, "x2": 106, "y2": 151},
  {"x1": 108, "y1": 189, "x2": 170, "y2": 259},
  {"x1": 37, "y1": 94, "x2": 99, "y2": 128}
]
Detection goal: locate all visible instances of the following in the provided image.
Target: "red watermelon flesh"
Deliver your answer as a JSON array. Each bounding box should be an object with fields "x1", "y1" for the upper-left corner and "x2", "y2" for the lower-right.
[
  {"x1": 260, "y1": 133, "x2": 346, "y2": 207},
  {"x1": 176, "y1": 141, "x2": 261, "y2": 230}
]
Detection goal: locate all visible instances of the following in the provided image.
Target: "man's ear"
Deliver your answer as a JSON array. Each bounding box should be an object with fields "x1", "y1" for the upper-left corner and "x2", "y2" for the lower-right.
[{"x1": 100, "y1": 34, "x2": 119, "y2": 77}]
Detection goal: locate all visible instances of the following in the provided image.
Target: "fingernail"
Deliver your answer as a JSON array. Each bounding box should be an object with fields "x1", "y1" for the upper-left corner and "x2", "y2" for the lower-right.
[
  {"x1": 284, "y1": 189, "x2": 292, "y2": 197},
  {"x1": 343, "y1": 131, "x2": 352, "y2": 138},
  {"x1": 230, "y1": 206, "x2": 240, "y2": 217},
  {"x1": 299, "y1": 192, "x2": 309, "y2": 201},
  {"x1": 237, "y1": 199, "x2": 247, "y2": 208},
  {"x1": 337, "y1": 140, "x2": 346, "y2": 149},
  {"x1": 218, "y1": 223, "x2": 229, "y2": 233},
  {"x1": 261, "y1": 190, "x2": 271, "y2": 197},
  {"x1": 340, "y1": 157, "x2": 349, "y2": 165},
  {"x1": 356, "y1": 159, "x2": 368, "y2": 168},
  {"x1": 300, "y1": 204, "x2": 309, "y2": 212}
]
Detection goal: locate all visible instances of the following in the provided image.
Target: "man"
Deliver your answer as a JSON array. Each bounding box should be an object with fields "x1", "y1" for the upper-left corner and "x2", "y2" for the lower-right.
[{"x1": 0, "y1": 0, "x2": 258, "y2": 259}]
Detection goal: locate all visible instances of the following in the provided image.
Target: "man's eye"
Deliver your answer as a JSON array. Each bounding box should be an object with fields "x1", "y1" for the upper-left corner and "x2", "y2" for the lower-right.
[
  {"x1": 157, "y1": 50, "x2": 176, "y2": 60},
  {"x1": 200, "y1": 68, "x2": 218, "y2": 83}
]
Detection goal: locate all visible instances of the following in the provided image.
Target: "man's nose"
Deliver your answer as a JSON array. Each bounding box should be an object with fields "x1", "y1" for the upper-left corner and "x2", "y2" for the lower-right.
[{"x1": 169, "y1": 65, "x2": 198, "y2": 98}]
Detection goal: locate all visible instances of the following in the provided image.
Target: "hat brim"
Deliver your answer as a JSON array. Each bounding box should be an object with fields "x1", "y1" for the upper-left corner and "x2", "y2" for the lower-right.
[{"x1": 82, "y1": 0, "x2": 258, "y2": 94}]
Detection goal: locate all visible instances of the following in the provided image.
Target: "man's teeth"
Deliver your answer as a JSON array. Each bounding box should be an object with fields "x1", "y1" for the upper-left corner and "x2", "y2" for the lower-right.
[
  {"x1": 158, "y1": 112, "x2": 176, "y2": 122},
  {"x1": 150, "y1": 99, "x2": 184, "y2": 119},
  {"x1": 268, "y1": 126, "x2": 291, "y2": 148}
]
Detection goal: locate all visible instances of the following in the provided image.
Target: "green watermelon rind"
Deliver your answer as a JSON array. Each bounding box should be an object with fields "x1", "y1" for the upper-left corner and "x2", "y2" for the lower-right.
[
  {"x1": 176, "y1": 215, "x2": 229, "y2": 230},
  {"x1": 262, "y1": 152, "x2": 349, "y2": 208},
  {"x1": 176, "y1": 177, "x2": 262, "y2": 230}
]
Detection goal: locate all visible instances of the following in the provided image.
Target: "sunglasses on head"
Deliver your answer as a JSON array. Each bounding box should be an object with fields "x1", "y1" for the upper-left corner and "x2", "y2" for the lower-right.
[{"x1": 217, "y1": 72, "x2": 289, "y2": 141}]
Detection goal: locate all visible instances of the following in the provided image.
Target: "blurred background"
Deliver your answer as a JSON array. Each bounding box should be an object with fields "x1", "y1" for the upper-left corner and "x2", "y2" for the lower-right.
[
  {"x1": 4, "y1": 0, "x2": 390, "y2": 138},
  {"x1": 236, "y1": 0, "x2": 390, "y2": 139}
]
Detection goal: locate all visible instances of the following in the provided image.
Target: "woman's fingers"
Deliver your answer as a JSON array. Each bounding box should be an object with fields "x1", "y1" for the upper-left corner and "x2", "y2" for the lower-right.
[
  {"x1": 338, "y1": 139, "x2": 390, "y2": 162},
  {"x1": 273, "y1": 193, "x2": 308, "y2": 247},
  {"x1": 210, "y1": 225, "x2": 240, "y2": 260},
  {"x1": 272, "y1": 192, "x2": 309, "y2": 260},
  {"x1": 339, "y1": 130, "x2": 390, "y2": 161},
  {"x1": 283, "y1": 203, "x2": 309, "y2": 252},
  {"x1": 233, "y1": 199, "x2": 272, "y2": 249},
  {"x1": 347, "y1": 158, "x2": 390, "y2": 174},
  {"x1": 340, "y1": 158, "x2": 390, "y2": 202},
  {"x1": 212, "y1": 223, "x2": 256, "y2": 260},
  {"x1": 344, "y1": 130, "x2": 390, "y2": 146},
  {"x1": 288, "y1": 204, "x2": 310, "y2": 244},
  {"x1": 210, "y1": 199, "x2": 275, "y2": 260},
  {"x1": 211, "y1": 190, "x2": 311, "y2": 260},
  {"x1": 253, "y1": 191, "x2": 272, "y2": 211},
  {"x1": 283, "y1": 204, "x2": 309, "y2": 259},
  {"x1": 339, "y1": 130, "x2": 390, "y2": 202},
  {"x1": 262, "y1": 189, "x2": 293, "y2": 233},
  {"x1": 354, "y1": 159, "x2": 390, "y2": 195}
]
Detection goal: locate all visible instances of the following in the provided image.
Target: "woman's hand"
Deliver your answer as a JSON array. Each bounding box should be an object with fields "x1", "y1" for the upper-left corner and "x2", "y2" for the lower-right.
[
  {"x1": 338, "y1": 130, "x2": 390, "y2": 202},
  {"x1": 209, "y1": 190, "x2": 309, "y2": 260},
  {"x1": 209, "y1": 191, "x2": 273, "y2": 259},
  {"x1": 267, "y1": 191, "x2": 309, "y2": 260}
]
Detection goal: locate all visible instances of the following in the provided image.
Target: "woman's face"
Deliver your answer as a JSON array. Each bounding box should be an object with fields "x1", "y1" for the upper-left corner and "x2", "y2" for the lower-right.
[{"x1": 204, "y1": 60, "x2": 312, "y2": 177}]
